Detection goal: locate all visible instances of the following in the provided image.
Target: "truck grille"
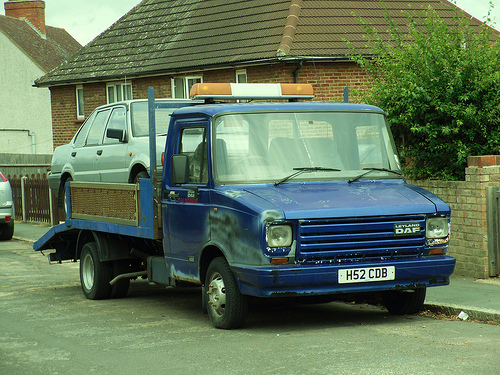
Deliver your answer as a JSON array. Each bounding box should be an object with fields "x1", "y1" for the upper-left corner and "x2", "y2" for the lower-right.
[{"x1": 296, "y1": 215, "x2": 426, "y2": 264}]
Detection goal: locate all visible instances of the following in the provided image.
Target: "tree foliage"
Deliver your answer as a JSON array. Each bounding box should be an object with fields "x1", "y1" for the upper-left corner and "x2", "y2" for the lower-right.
[{"x1": 350, "y1": 6, "x2": 500, "y2": 180}]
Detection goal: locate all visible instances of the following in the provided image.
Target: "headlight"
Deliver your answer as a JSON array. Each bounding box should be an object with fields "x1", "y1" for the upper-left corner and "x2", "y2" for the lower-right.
[
  {"x1": 267, "y1": 224, "x2": 293, "y2": 247},
  {"x1": 426, "y1": 217, "x2": 449, "y2": 239}
]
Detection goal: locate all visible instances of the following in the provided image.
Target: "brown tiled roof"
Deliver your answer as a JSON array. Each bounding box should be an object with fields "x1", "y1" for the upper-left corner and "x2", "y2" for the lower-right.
[
  {"x1": 34, "y1": 0, "x2": 487, "y2": 87},
  {"x1": 0, "y1": 14, "x2": 82, "y2": 73}
]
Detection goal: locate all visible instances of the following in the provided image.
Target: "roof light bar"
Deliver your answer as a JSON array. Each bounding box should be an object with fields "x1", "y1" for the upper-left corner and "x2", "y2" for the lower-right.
[{"x1": 189, "y1": 83, "x2": 314, "y2": 100}]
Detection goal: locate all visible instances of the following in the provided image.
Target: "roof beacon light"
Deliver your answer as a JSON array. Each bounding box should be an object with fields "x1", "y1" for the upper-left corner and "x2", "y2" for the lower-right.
[{"x1": 189, "y1": 83, "x2": 314, "y2": 101}]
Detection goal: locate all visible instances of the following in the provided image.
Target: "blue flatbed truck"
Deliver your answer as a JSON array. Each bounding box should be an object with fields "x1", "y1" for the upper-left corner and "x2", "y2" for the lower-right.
[{"x1": 35, "y1": 83, "x2": 455, "y2": 329}]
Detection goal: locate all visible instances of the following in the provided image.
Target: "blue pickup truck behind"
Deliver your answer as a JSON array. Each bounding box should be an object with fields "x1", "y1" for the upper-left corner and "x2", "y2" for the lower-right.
[{"x1": 35, "y1": 83, "x2": 455, "y2": 329}]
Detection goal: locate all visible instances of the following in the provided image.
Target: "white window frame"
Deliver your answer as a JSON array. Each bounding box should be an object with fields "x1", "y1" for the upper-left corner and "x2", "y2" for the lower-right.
[
  {"x1": 236, "y1": 69, "x2": 247, "y2": 83},
  {"x1": 235, "y1": 70, "x2": 248, "y2": 102},
  {"x1": 171, "y1": 76, "x2": 203, "y2": 99},
  {"x1": 76, "y1": 85, "x2": 84, "y2": 119},
  {"x1": 106, "y1": 82, "x2": 133, "y2": 103}
]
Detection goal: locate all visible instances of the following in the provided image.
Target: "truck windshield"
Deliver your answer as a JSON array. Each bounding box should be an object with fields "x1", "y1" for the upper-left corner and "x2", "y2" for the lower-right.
[{"x1": 213, "y1": 111, "x2": 402, "y2": 185}]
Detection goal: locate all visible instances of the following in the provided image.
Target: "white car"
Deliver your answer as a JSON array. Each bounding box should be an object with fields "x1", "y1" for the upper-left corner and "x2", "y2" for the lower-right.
[
  {"x1": 0, "y1": 171, "x2": 14, "y2": 240},
  {"x1": 48, "y1": 99, "x2": 198, "y2": 208}
]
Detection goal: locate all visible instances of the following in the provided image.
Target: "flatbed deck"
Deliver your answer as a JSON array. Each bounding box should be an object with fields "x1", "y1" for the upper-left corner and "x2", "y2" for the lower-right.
[{"x1": 34, "y1": 178, "x2": 161, "y2": 252}]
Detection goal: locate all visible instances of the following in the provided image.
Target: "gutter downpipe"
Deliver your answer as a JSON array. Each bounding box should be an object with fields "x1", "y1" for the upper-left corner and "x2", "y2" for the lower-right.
[
  {"x1": 292, "y1": 60, "x2": 303, "y2": 83},
  {"x1": 0, "y1": 129, "x2": 36, "y2": 154}
]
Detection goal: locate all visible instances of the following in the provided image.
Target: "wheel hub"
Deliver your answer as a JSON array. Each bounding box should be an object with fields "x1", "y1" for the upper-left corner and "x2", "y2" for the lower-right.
[
  {"x1": 81, "y1": 253, "x2": 95, "y2": 290},
  {"x1": 207, "y1": 272, "x2": 226, "y2": 317}
]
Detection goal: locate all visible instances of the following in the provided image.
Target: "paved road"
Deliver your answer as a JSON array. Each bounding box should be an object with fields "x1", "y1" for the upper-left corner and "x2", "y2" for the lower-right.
[{"x1": 1, "y1": 239, "x2": 499, "y2": 375}]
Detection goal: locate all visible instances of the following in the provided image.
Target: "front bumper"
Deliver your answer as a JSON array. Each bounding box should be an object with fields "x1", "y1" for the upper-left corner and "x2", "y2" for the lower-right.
[{"x1": 232, "y1": 256, "x2": 456, "y2": 297}]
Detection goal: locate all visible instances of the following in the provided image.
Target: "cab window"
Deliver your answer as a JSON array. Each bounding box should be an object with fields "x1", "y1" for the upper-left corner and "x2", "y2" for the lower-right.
[{"x1": 179, "y1": 127, "x2": 207, "y2": 184}]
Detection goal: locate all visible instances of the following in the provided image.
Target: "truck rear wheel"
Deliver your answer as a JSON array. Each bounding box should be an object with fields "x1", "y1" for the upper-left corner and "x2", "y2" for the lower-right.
[
  {"x1": 80, "y1": 242, "x2": 112, "y2": 300},
  {"x1": 205, "y1": 257, "x2": 247, "y2": 329},
  {"x1": 383, "y1": 288, "x2": 426, "y2": 315}
]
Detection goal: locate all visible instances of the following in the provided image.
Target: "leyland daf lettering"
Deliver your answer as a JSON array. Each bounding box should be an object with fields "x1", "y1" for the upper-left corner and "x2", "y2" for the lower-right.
[
  {"x1": 394, "y1": 222, "x2": 421, "y2": 236},
  {"x1": 35, "y1": 84, "x2": 455, "y2": 329}
]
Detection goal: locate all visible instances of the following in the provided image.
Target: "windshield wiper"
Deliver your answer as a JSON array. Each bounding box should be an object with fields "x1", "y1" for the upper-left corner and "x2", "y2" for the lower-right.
[
  {"x1": 348, "y1": 168, "x2": 403, "y2": 184},
  {"x1": 275, "y1": 167, "x2": 341, "y2": 186}
]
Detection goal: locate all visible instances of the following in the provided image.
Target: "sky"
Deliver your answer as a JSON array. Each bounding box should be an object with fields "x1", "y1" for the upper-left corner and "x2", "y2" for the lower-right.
[{"x1": 9, "y1": 0, "x2": 500, "y2": 46}]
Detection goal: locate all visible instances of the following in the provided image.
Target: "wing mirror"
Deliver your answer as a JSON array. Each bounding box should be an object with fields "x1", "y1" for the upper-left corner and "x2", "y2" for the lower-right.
[{"x1": 106, "y1": 128, "x2": 126, "y2": 142}]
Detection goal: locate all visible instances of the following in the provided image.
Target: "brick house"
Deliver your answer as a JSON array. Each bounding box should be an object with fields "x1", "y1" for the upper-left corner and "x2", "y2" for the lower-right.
[
  {"x1": 0, "y1": 0, "x2": 81, "y2": 154},
  {"x1": 34, "y1": 0, "x2": 483, "y2": 149}
]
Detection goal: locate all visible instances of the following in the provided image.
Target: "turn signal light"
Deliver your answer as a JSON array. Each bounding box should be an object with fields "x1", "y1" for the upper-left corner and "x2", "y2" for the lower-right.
[
  {"x1": 270, "y1": 257, "x2": 289, "y2": 265},
  {"x1": 428, "y1": 248, "x2": 445, "y2": 255}
]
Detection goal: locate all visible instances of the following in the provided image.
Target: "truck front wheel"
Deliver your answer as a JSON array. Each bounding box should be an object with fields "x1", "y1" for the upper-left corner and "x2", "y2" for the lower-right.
[
  {"x1": 80, "y1": 242, "x2": 112, "y2": 300},
  {"x1": 383, "y1": 288, "x2": 426, "y2": 315},
  {"x1": 205, "y1": 257, "x2": 248, "y2": 329}
]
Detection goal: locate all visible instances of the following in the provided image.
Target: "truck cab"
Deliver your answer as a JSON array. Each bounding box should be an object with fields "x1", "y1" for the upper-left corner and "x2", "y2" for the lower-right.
[{"x1": 162, "y1": 83, "x2": 454, "y2": 328}]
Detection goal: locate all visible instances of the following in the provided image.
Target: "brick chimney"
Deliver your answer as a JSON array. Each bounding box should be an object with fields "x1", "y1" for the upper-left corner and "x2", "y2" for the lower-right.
[{"x1": 5, "y1": 0, "x2": 46, "y2": 36}]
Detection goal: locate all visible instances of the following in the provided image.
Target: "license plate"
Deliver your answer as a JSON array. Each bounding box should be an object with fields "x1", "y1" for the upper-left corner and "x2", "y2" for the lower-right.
[{"x1": 338, "y1": 266, "x2": 395, "y2": 284}]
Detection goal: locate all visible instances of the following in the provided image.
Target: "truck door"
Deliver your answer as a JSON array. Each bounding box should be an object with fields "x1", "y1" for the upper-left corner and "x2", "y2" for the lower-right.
[{"x1": 163, "y1": 125, "x2": 211, "y2": 283}]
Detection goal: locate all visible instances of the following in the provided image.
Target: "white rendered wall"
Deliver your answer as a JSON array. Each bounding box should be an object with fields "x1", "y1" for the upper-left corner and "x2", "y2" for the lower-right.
[{"x1": 0, "y1": 31, "x2": 54, "y2": 154}]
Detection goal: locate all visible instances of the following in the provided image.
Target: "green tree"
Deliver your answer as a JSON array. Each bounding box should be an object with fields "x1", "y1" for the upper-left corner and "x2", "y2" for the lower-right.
[{"x1": 350, "y1": 5, "x2": 500, "y2": 180}]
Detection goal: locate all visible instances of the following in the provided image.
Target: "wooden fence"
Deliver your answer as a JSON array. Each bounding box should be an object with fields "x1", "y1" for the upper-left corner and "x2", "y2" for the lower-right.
[{"x1": 8, "y1": 174, "x2": 64, "y2": 224}]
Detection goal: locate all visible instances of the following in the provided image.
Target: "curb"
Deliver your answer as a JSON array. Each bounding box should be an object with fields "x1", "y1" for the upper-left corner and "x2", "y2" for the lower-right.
[
  {"x1": 13, "y1": 237, "x2": 33, "y2": 243},
  {"x1": 424, "y1": 303, "x2": 500, "y2": 324}
]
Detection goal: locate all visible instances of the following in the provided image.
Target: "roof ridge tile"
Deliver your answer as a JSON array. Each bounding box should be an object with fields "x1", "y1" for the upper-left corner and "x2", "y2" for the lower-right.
[{"x1": 277, "y1": 0, "x2": 302, "y2": 57}]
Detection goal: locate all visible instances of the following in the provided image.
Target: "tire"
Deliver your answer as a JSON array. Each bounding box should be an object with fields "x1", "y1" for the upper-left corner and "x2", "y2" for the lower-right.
[
  {"x1": 201, "y1": 283, "x2": 208, "y2": 314},
  {"x1": 132, "y1": 170, "x2": 149, "y2": 183},
  {"x1": 0, "y1": 220, "x2": 14, "y2": 241},
  {"x1": 205, "y1": 257, "x2": 248, "y2": 329},
  {"x1": 109, "y1": 260, "x2": 131, "y2": 299},
  {"x1": 382, "y1": 288, "x2": 426, "y2": 315},
  {"x1": 79, "y1": 242, "x2": 112, "y2": 300},
  {"x1": 58, "y1": 176, "x2": 73, "y2": 214}
]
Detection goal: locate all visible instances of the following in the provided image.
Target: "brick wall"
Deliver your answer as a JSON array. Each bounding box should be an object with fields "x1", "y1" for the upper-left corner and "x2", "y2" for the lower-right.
[
  {"x1": 410, "y1": 155, "x2": 500, "y2": 278},
  {"x1": 50, "y1": 86, "x2": 82, "y2": 148},
  {"x1": 49, "y1": 61, "x2": 369, "y2": 148}
]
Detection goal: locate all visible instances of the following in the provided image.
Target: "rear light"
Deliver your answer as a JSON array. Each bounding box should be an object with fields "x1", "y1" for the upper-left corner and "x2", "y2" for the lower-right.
[
  {"x1": 5, "y1": 216, "x2": 11, "y2": 222},
  {"x1": 0, "y1": 172, "x2": 7, "y2": 182}
]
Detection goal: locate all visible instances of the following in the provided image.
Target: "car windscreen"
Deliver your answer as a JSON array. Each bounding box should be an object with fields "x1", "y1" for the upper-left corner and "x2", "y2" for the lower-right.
[
  {"x1": 213, "y1": 111, "x2": 402, "y2": 184},
  {"x1": 131, "y1": 101, "x2": 196, "y2": 137}
]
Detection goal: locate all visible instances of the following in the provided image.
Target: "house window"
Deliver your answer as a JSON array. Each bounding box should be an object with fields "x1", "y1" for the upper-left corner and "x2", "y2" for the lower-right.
[
  {"x1": 107, "y1": 82, "x2": 132, "y2": 103},
  {"x1": 76, "y1": 85, "x2": 84, "y2": 119},
  {"x1": 235, "y1": 70, "x2": 247, "y2": 102},
  {"x1": 171, "y1": 76, "x2": 202, "y2": 99},
  {"x1": 236, "y1": 69, "x2": 247, "y2": 83}
]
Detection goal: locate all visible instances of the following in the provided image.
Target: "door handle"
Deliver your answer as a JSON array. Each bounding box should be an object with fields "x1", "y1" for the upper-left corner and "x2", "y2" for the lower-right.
[
  {"x1": 71, "y1": 152, "x2": 77, "y2": 157},
  {"x1": 168, "y1": 190, "x2": 179, "y2": 200},
  {"x1": 97, "y1": 150, "x2": 103, "y2": 156}
]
